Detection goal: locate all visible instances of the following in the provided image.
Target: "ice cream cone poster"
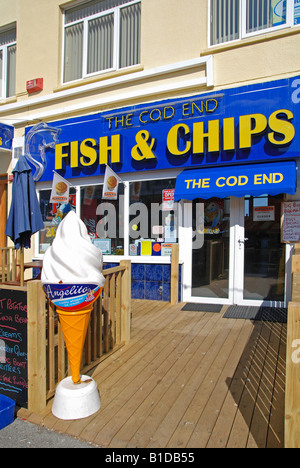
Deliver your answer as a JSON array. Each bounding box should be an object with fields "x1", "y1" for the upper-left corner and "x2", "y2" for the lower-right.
[
  {"x1": 102, "y1": 165, "x2": 121, "y2": 200},
  {"x1": 50, "y1": 171, "x2": 70, "y2": 203},
  {"x1": 43, "y1": 283, "x2": 102, "y2": 311}
]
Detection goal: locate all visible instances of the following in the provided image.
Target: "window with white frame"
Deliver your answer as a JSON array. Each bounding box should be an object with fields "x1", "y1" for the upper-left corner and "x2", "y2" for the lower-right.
[
  {"x1": 63, "y1": 0, "x2": 141, "y2": 83},
  {"x1": 210, "y1": 0, "x2": 300, "y2": 46},
  {"x1": 37, "y1": 177, "x2": 179, "y2": 258},
  {"x1": 0, "y1": 26, "x2": 16, "y2": 98}
]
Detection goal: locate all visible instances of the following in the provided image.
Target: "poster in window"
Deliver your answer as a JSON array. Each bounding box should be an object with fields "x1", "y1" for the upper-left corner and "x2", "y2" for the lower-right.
[
  {"x1": 162, "y1": 189, "x2": 175, "y2": 210},
  {"x1": 93, "y1": 238, "x2": 111, "y2": 254},
  {"x1": 140, "y1": 241, "x2": 152, "y2": 256},
  {"x1": 253, "y1": 206, "x2": 275, "y2": 221},
  {"x1": 281, "y1": 201, "x2": 300, "y2": 243}
]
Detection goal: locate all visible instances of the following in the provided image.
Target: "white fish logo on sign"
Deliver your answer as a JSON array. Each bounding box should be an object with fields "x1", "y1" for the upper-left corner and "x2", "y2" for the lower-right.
[
  {"x1": 273, "y1": 0, "x2": 285, "y2": 18},
  {"x1": 25, "y1": 122, "x2": 61, "y2": 181}
]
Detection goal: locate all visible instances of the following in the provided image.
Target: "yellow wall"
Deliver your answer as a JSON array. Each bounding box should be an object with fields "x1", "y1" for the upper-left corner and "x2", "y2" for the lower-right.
[
  {"x1": 209, "y1": 30, "x2": 300, "y2": 88},
  {"x1": 0, "y1": 0, "x2": 299, "y2": 124},
  {"x1": 15, "y1": 0, "x2": 62, "y2": 97},
  {"x1": 141, "y1": 0, "x2": 207, "y2": 67}
]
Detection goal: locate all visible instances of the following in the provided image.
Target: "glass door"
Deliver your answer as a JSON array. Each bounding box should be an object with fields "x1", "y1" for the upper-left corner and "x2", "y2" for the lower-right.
[
  {"x1": 184, "y1": 197, "x2": 233, "y2": 304},
  {"x1": 183, "y1": 194, "x2": 287, "y2": 306},
  {"x1": 235, "y1": 194, "x2": 286, "y2": 305}
]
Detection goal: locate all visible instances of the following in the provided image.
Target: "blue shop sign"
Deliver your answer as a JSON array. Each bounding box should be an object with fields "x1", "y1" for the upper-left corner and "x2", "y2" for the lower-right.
[
  {"x1": 0, "y1": 123, "x2": 14, "y2": 150},
  {"x1": 174, "y1": 161, "x2": 297, "y2": 200},
  {"x1": 25, "y1": 76, "x2": 300, "y2": 182}
]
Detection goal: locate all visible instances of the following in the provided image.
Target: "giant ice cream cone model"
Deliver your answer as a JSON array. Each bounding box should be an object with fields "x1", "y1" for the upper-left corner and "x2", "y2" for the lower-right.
[
  {"x1": 41, "y1": 211, "x2": 105, "y2": 419},
  {"x1": 43, "y1": 283, "x2": 102, "y2": 385},
  {"x1": 56, "y1": 303, "x2": 96, "y2": 385}
]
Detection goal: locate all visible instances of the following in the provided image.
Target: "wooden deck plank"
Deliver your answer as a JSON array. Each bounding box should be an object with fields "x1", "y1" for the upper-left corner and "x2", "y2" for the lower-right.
[
  {"x1": 110, "y1": 313, "x2": 222, "y2": 448},
  {"x1": 83, "y1": 309, "x2": 217, "y2": 445},
  {"x1": 226, "y1": 321, "x2": 270, "y2": 448},
  {"x1": 146, "y1": 314, "x2": 237, "y2": 449},
  {"x1": 246, "y1": 322, "x2": 284, "y2": 448},
  {"x1": 266, "y1": 323, "x2": 286, "y2": 448},
  {"x1": 51, "y1": 303, "x2": 184, "y2": 438},
  {"x1": 205, "y1": 319, "x2": 257, "y2": 448},
  {"x1": 51, "y1": 305, "x2": 199, "y2": 441},
  {"x1": 92, "y1": 314, "x2": 215, "y2": 447},
  {"x1": 167, "y1": 318, "x2": 248, "y2": 448},
  {"x1": 189, "y1": 319, "x2": 255, "y2": 448},
  {"x1": 19, "y1": 299, "x2": 286, "y2": 448}
]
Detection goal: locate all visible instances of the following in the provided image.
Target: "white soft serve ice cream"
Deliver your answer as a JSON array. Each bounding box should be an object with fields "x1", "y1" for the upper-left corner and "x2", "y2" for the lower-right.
[{"x1": 41, "y1": 210, "x2": 105, "y2": 287}]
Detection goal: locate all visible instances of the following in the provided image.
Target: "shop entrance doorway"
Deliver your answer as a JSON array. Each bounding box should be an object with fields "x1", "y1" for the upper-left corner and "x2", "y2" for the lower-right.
[
  {"x1": 191, "y1": 197, "x2": 231, "y2": 301},
  {"x1": 184, "y1": 194, "x2": 286, "y2": 306},
  {"x1": 233, "y1": 194, "x2": 285, "y2": 305}
]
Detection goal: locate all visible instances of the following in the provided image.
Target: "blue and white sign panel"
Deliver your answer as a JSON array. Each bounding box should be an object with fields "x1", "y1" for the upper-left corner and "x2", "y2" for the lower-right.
[
  {"x1": 174, "y1": 161, "x2": 297, "y2": 200},
  {"x1": 25, "y1": 76, "x2": 300, "y2": 182}
]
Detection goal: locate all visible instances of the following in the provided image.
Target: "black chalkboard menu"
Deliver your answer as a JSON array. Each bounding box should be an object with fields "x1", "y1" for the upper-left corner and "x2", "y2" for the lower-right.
[{"x1": 0, "y1": 288, "x2": 28, "y2": 408}]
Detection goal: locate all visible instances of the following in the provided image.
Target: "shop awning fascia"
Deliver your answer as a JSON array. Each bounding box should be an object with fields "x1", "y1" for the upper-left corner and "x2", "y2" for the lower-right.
[{"x1": 174, "y1": 161, "x2": 297, "y2": 201}]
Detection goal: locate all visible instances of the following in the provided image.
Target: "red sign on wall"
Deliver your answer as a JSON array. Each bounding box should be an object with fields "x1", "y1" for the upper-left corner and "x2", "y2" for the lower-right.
[{"x1": 26, "y1": 78, "x2": 43, "y2": 94}]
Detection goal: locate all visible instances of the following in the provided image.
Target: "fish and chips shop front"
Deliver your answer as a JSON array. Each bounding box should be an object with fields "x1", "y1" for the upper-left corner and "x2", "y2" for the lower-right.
[{"x1": 30, "y1": 76, "x2": 300, "y2": 307}]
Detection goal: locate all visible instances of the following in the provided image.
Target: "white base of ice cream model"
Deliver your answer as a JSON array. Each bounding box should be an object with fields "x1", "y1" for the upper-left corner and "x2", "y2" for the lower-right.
[{"x1": 52, "y1": 375, "x2": 101, "y2": 420}]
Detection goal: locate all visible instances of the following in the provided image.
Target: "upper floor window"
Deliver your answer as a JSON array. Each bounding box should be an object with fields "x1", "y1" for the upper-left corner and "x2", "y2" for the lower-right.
[
  {"x1": 210, "y1": 0, "x2": 300, "y2": 46},
  {"x1": 63, "y1": 0, "x2": 141, "y2": 83},
  {"x1": 0, "y1": 26, "x2": 16, "y2": 98}
]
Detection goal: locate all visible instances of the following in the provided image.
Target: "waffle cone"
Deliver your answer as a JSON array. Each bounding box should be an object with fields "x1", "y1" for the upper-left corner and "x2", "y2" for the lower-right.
[{"x1": 57, "y1": 306, "x2": 92, "y2": 384}]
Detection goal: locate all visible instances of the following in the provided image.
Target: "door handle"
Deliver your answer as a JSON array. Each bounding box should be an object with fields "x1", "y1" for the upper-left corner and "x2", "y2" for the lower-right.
[
  {"x1": 238, "y1": 238, "x2": 248, "y2": 244},
  {"x1": 238, "y1": 238, "x2": 248, "y2": 249}
]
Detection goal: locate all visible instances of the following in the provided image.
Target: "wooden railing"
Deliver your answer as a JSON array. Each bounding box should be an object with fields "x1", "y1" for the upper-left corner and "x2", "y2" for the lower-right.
[
  {"x1": 285, "y1": 246, "x2": 300, "y2": 448},
  {"x1": 27, "y1": 260, "x2": 131, "y2": 413},
  {"x1": 0, "y1": 246, "x2": 24, "y2": 285}
]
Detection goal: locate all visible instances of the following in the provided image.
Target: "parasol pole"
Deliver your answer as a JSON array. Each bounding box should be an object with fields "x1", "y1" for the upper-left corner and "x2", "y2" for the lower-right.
[{"x1": 20, "y1": 246, "x2": 24, "y2": 286}]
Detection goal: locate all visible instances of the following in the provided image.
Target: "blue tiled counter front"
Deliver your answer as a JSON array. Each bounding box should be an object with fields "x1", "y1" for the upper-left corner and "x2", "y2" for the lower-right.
[{"x1": 104, "y1": 263, "x2": 182, "y2": 302}]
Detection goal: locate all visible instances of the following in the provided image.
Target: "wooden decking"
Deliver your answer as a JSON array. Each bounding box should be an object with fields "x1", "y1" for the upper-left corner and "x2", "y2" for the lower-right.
[{"x1": 19, "y1": 299, "x2": 286, "y2": 448}]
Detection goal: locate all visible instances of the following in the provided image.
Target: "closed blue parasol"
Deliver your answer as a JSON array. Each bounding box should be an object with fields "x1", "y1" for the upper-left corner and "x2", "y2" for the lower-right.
[{"x1": 5, "y1": 156, "x2": 44, "y2": 249}]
